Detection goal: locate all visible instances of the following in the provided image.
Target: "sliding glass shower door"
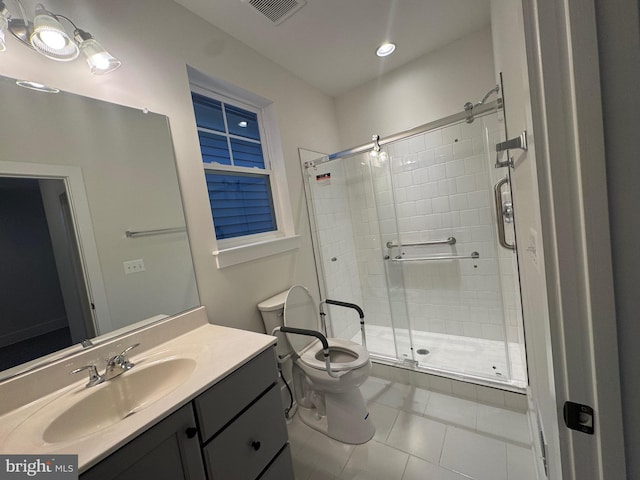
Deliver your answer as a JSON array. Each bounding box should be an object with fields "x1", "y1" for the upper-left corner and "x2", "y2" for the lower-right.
[
  {"x1": 302, "y1": 109, "x2": 527, "y2": 388},
  {"x1": 371, "y1": 112, "x2": 523, "y2": 384}
]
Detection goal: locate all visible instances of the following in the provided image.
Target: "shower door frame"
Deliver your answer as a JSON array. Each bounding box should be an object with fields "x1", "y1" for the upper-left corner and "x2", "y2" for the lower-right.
[{"x1": 302, "y1": 100, "x2": 529, "y2": 390}]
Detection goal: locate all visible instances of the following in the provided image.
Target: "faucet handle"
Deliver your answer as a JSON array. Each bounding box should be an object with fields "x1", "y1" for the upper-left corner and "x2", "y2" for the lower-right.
[
  {"x1": 70, "y1": 365, "x2": 104, "y2": 387},
  {"x1": 116, "y1": 343, "x2": 140, "y2": 370}
]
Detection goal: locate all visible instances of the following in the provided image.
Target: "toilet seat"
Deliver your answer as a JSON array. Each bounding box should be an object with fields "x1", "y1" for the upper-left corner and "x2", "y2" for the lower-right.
[
  {"x1": 299, "y1": 338, "x2": 369, "y2": 372},
  {"x1": 283, "y1": 285, "x2": 369, "y2": 373}
]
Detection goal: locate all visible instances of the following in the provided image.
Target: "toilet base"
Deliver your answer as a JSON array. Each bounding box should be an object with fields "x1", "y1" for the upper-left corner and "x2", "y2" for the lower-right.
[{"x1": 297, "y1": 389, "x2": 375, "y2": 444}]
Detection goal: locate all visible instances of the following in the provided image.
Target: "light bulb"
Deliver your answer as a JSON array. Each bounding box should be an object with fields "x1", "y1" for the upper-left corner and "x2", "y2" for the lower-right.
[
  {"x1": 75, "y1": 30, "x2": 121, "y2": 74},
  {"x1": 39, "y1": 29, "x2": 66, "y2": 50},
  {"x1": 30, "y1": 5, "x2": 79, "y2": 61}
]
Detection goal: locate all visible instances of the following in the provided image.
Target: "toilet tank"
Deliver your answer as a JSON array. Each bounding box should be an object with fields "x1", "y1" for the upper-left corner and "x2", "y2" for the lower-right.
[{"x1": 258, "y1": 289, "x2": 292, "y2": 359}]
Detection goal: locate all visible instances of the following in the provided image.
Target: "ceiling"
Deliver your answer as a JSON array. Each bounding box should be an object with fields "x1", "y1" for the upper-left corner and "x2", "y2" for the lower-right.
[{"x1": 174, "y1": 0, "x2": 491, "y2": 97}]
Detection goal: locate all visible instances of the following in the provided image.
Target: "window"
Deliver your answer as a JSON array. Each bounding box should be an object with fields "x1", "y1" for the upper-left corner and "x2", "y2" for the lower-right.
[
  {"x1": 189, "y1": 76, "x2": 298, "y2": 268},
  {"x1": 192, "y1": 91, "x2": 277, "y2": 241}
]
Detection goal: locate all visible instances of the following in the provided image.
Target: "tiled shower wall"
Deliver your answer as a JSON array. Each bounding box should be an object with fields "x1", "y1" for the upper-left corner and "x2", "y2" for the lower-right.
[{"x1": 307, "y1": 111, "x2": 524, "y2": 349}]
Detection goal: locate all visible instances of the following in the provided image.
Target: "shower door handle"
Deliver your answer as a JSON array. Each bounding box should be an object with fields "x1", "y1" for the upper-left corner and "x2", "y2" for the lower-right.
[{"x1": 494, "y1": 176, "x2": 516, "y2": 250}]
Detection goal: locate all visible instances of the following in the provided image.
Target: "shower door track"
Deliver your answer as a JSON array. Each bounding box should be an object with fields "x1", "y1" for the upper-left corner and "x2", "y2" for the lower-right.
[
  {"x1": 309, "y1": 99, "x2": 500, "y2": 166},
  {"x1": 370, "y1": 353, "x2": 527, "y2": 394}
]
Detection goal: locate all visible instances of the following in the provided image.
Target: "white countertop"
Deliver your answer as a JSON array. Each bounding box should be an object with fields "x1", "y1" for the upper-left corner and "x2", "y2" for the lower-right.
[{"x1": 0, "y1": 309, "x2": 276, "y2": 473}]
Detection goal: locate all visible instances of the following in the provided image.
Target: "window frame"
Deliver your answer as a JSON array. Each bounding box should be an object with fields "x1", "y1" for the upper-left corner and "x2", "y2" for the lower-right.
[{"x1": 189, "y1": 80, "x2": 298, "y2": 267}]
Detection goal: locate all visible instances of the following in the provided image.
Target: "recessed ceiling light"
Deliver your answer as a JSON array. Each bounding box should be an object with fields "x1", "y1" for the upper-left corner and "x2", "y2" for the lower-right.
[
  {"x1": 15, "y1": 80, "x2": 59, "y2": 93},
  {"x1": 376, "y1": 42, "x2": 396, "y2": 57},
  {"x1": 238, "y1": 121, "x2": 248, "y2": 128}
]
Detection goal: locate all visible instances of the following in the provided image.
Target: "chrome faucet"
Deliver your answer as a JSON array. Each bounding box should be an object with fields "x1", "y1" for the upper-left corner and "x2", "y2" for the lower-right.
[
  {"x1": 104, "y1": 343, "x2": 139, "y2": 380},
  {"x1": 69, "y1": 365, "x2": 103, "y2": 387},
  {"x1": 70, "y1": 343, "x2": 140, "y2": 387}
]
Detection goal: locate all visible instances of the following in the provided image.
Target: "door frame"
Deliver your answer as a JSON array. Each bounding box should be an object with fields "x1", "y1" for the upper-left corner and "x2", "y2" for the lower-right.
[
  {"x1": 0, "y1": 161, "x2": 113, "y2": 336},
  {"x1": 521, "y1": 0, "x2": 625, "y2": 478}
]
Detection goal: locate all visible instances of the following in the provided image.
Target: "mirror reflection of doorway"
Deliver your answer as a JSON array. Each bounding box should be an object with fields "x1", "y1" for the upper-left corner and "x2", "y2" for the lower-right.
[{"x1": 0, "y1": 177, "x2": 95, "y2": 371}]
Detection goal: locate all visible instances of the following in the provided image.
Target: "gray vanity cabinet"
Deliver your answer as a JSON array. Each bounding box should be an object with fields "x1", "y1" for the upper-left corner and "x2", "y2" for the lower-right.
[
  {"x1": 194, "y1": 348, "x2": 294, "y2": 479},
  {"x1": 80, "y1": 348, "x2": 294, "y2": 480},
  {"x1": 79, "y1": 403, "x2": 205, "y2": 480}
]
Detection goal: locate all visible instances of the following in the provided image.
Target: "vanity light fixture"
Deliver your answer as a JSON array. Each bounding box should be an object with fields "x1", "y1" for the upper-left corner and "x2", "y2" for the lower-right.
[
  {"x1": 376, "y1": 42, "x2": 396, "y2": 57},
  {"x1": 1, "y1": 0, "x2": 121, "y2": 74},
  {"x1": 0, "y1": 2, "x2": 9, "y2": 51}
]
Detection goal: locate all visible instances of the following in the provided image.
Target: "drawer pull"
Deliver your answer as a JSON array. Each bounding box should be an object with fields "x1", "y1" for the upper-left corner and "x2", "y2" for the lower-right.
[
  {"x1": 251, "y1": 440, "x2": 261, "y2": 451},
  {"x1": 185, "y1": 427, "x2": 198, "y2": 439}
]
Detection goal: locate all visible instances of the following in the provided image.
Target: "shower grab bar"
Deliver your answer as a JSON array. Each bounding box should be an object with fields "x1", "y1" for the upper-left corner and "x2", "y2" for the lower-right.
[
  {"x1": 126, "y1": 227, "x2": 186, "y2": 238},
  {"x1": 494, "y1": 177, "x2": 516, "y2": 250},
  {"x1": 386, "y1": 237, "x2": 456, "y2": 249},
  {"x1": 391, "y1": 252, "x2": 479, "y2": 262}
]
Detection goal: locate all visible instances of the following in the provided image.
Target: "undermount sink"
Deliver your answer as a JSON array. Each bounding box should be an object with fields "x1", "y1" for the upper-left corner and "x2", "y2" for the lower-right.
[{"x1": 42, "y1": 357, "x2": 197, "y2": 444}]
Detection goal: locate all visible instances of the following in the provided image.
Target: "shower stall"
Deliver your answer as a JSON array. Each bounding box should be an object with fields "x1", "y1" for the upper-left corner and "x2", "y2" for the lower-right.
[{"x1": 302, "y1": 99, "x2": 527, "y2": 390}]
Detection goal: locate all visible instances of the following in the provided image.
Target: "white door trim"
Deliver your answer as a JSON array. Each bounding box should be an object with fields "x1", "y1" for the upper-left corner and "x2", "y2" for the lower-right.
[{"x1": 521, "y1": 0, "x2": 626, "y2": 478}]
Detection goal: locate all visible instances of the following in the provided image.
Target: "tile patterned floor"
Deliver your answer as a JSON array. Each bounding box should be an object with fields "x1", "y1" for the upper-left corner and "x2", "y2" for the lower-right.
[{"x1": 287, "y1": 376, "x2": 537, "y2": 480}]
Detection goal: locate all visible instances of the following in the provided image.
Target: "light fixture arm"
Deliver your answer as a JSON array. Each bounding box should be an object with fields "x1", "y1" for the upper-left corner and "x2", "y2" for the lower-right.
[
  {"x1": 53, "y1": 13, "x2": 77, "y2": 29},
  {"x1": 5, "y1": 0, "x2": 34, "y2": 47}
]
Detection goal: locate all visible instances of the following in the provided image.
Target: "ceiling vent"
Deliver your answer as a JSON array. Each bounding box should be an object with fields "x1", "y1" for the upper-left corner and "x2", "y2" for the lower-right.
[{"x1": 242, "y1": 0, "x2": 307, "y2": 25}]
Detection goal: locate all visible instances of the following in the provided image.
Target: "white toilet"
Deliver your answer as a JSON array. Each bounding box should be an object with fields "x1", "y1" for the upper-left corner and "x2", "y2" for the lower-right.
[{"x1": 258, "y1": 285, "x2": 375, "y2": 445}]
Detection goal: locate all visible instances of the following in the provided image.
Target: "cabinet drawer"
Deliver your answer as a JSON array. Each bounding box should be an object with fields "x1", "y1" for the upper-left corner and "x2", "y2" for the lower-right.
[
  {"x1": 203, "y1": 385, "x2": 288, "y2": 480},
  {"x1": 258, "y1": 444, "x2": 294, "y2": 480},
  {"x1": 195, "y1": 348, "x2": 277, "y2": 441}
]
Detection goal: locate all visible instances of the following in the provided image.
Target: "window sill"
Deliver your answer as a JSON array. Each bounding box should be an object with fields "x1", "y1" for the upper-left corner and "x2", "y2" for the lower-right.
[{"x1": 212, "y1": 235, "x2": 300, "y2": 268}]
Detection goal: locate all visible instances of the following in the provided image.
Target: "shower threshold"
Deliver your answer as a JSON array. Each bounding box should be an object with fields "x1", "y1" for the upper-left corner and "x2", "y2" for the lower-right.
[{"x1": 352, "y1": 325, "x2": 527, "y2": 391}]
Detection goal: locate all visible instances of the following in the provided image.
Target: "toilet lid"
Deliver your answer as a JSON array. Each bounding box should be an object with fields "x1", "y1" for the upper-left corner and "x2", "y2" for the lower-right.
[
  {"x1": 299, "y1": 338, "x2": 370, "y2": 371},
  {"x1": 283, "y1": 285, "x2": 320, "y2": 355}
]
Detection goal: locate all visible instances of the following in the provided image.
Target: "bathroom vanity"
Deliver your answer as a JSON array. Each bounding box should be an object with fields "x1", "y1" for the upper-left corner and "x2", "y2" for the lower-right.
[
  {"x1": 0, "y1": 307, "x2": 294, "y2": 480},
  {"x1": 81, "y1": 349, "x2": 292, "y2": 480}
]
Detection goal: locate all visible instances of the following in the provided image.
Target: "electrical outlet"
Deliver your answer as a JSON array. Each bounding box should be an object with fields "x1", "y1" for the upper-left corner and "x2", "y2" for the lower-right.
[{"x1": 123, "y1": 259, "x2": 145, "y2": 275}]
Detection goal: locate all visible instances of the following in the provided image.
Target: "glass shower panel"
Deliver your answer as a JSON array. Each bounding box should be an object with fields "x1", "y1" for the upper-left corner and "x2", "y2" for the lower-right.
[
  {"x1": 304, "y1": 152, "x2": 410, "y2": 360},
  {"x1": 366, "y1": 150, "x2": 414, "y2": 362},
  {"x1": 380, "y1": 113, "x2": 514, "y2": 383},
  {"x1": 487, "y1": 107, "x2": 528, "y2": 387}
]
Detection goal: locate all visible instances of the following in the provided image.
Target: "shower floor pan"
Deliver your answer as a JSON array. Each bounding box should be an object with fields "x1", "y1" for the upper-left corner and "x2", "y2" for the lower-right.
[{"x1": 351, "y1": 325, "x2": 527, "y2": 389}]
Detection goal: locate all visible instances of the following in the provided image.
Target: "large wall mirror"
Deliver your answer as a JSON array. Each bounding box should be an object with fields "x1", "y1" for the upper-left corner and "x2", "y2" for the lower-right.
[{"x1": 0, "y1": 75, "x2": 200, "y2": 379}]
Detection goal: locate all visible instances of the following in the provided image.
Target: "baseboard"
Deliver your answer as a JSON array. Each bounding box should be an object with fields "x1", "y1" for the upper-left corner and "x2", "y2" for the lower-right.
[
  {"x1": 371, "y1": 360, "x2": 528, "y2": 412},
  {"x1": 0, "y1": 316, "x2": 68, "y2": 348}
]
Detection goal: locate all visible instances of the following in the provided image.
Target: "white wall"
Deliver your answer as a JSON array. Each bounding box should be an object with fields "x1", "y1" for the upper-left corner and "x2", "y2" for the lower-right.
[
  {"x1": 334, "y1": 28, "x2": 496, "y2": 149},
  {"x1": 0, "y1": 0, "x2": 341, "y2": 333}
]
